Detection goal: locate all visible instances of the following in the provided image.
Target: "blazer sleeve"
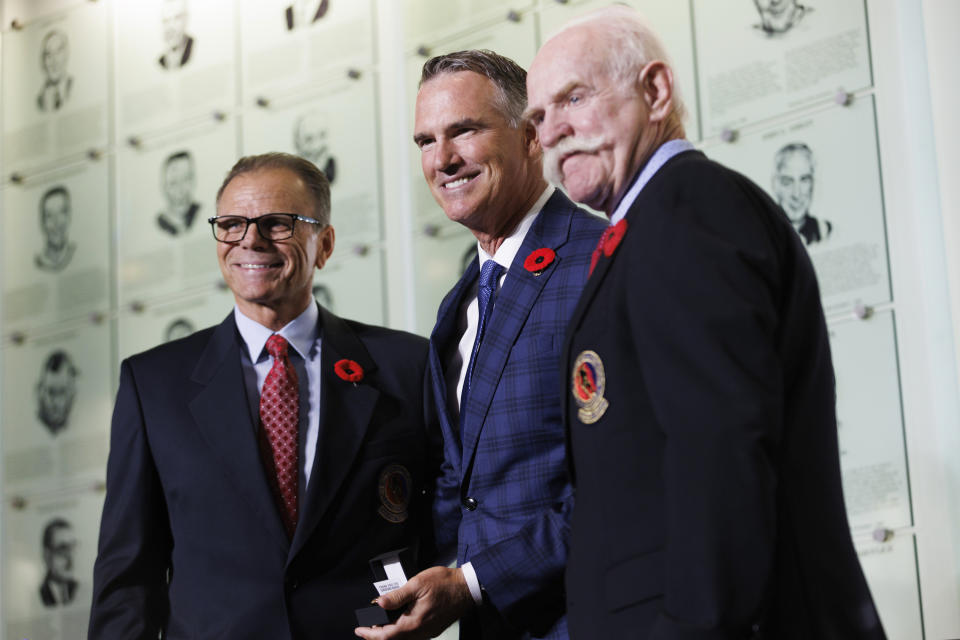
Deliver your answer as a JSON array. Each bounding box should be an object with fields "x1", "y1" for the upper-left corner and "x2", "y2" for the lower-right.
[
  {"x1": 88, "y1": 360, "x2": 171, "y2": 639},
  {"x1": 468, "y1": 491, "x2": 572, "y2": 632},
  {"x1": 632, "y1": 185, "x2": 785, "y2": 636}
]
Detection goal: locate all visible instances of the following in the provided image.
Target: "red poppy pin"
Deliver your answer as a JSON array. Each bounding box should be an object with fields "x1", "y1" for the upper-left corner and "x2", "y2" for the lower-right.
[
  {"x1": 334, "y1": 359, "x2": 364, "y2": 383},
  {"x1": 523, "y1": 247, "x2": 556, "y2": 276},
  {"x1": 589, "y1": 219, "x2": 629, "y2": 276}
]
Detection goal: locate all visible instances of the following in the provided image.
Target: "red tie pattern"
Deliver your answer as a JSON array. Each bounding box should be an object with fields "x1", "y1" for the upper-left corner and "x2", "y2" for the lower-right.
[{"x1": 260, "y1": 334, "x2": 299, "y2": 538}]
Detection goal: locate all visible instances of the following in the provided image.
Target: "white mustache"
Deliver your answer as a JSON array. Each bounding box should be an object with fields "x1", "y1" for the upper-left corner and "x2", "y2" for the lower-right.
[{"x1": 542, "y1": 136, "x2": 605, "y2": 186}]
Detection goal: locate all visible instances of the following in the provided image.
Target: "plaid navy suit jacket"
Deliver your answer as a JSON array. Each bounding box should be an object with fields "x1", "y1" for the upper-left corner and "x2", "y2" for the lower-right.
[{"x1": 428, "y1": 190, "x2": 606, "y2": 639}]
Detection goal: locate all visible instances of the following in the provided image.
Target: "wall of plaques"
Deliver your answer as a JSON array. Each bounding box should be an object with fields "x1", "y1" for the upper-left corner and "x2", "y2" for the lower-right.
[{"x1": 0, "y1": 0, "x2": 955, "y2": 638}]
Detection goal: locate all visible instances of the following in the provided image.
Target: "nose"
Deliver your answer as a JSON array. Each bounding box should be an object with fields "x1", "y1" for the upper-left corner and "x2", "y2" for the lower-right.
[
  {"x1": 536, "y1": 108, "x2": 571, "y2": 150},
  {"x1": 239, "y1": 219, "x2": 272, "y2": 250},
  {"x1": 432, "y1": 137, "x2": 462, "y2": 175}
]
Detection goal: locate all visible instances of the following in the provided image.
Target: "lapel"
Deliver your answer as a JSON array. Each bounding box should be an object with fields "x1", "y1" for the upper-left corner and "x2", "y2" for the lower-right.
[
  {"x1": 460, "y1": 191, "x2": 576, "y2": 475},
  {"x1": 428, "y1": 259, "x2": 479, "y2": 475},
  {"x1": 188, "y1": 313, "x2": 290, "y2": 553},
  {"x1": 289, "y1": 305, "x2": 380, "y2": 560},
  {"x1": 563, "y1": 151, "x2": 701, "y2": 360}
]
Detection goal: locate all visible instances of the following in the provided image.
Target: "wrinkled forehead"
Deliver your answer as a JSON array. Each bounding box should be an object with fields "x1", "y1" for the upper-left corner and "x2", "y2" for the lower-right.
[{"x1": 530, "y1": 26, "x2": 608, "y2": 93}]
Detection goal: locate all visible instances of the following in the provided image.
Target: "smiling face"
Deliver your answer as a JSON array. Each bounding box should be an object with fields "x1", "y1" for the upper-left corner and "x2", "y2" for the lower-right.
[
  {"x1": 772, "y1": 150, "x2": 814, "y2": 221},
  {"x1": 526, "y1": 25, "x2": 654, "y2": 215},
  {"x1": 216, "y1": 167, "x2": 334, "y2": 329},
  {"x1": 414, "y1": 71, "x2": 541, "y2": 238}
]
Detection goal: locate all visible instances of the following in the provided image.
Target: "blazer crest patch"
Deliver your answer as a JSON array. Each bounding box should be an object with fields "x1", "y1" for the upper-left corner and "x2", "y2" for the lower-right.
[
  {"x1": 572, "y1": 350, "x2": 609, "y2": 424},
  {"x1": 378, "y1": 463, "x2": 412, "y2": 523}
]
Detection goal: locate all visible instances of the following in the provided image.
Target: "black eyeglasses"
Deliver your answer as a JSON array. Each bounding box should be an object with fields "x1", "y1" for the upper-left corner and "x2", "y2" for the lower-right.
[{"x1": 207, "y1": 214, "x2": 324, "y2": 243}]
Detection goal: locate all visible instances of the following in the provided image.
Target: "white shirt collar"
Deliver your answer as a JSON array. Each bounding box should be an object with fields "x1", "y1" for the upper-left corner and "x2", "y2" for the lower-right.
[
  {"x1": 234, "y1": 299, "x2": 320, "y2": 363},
  {"x1": 477, "y1": 185, "x2": 554, "y2": 268}
]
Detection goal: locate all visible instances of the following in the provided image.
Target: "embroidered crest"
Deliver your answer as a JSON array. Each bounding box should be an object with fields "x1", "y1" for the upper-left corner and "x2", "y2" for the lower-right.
[
  {"x1": 378, "y1": 463, "x2": 412, "y2": 523},
  {"x1": 572, "y1": 350, "x2": 609, "y2": 424}
]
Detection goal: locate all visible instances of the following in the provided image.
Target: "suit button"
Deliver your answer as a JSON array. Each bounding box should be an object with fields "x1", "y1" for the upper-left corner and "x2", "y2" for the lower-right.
[
  {"x1": 462, "y1": 497, "x2": 478, "y2": 511},
  {"x1": 288, "y1": 578, "x2": 299, "y2": 590}
]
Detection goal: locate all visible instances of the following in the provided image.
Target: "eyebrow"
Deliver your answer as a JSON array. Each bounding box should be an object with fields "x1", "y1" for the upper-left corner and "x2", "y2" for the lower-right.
[
  {"x1": 413, "y1": 117, "x2": 488, "y2": 145},
  {"x1": 523, "y1": 81, "x2": 581, "y2": 121}
]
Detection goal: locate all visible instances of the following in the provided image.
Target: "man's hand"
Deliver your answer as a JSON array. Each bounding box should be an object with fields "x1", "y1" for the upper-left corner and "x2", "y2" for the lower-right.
[{"x1": 354, "y1": 566, "x2": 473, "y2": 640}]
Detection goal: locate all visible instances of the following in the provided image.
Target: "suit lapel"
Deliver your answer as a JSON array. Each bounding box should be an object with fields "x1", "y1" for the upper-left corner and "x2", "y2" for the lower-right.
[
  {"x1": 460, "y1": 192, "x2": 576, "y2": 474},
  {"x1": 188, "y1": 313, "x2": 290, "y2": 552},
  {"x1": 290, "y1": 306, "x2": 379, "y2": 559},
  {"x1": 428, "y1": 259, "x2": 479, "y2": 473}
]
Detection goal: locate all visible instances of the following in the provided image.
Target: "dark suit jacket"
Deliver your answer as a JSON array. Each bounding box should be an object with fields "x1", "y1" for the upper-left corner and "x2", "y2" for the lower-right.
[
  {"x1": 563, "y1": 151, "x2": 885, "y2": 639},
  {"x1": 89, "y1": 305, "x2": 438, "y2": 639},
  {"x1": 429, "y1": 190, "x2": 606, "y2": 639}
]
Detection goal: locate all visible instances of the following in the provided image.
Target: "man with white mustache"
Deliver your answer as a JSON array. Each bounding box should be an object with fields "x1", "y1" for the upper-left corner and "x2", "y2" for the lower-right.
[
  {"x1": 525, "y1": 6, "x2": 885, "y2": 639},
  {"x1": 357, "y1": 49, "x2": 605, "y2": 640}
]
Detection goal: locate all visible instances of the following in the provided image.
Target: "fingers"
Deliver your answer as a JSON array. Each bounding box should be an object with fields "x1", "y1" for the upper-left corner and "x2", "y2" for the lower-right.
[{"x1": 376, "y1": 581, "x2": 416, "y2": 611}]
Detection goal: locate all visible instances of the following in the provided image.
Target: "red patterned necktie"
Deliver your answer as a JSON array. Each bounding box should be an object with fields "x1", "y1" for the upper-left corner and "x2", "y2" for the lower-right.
[{"x1": 260, "y1": 334, "x2": 299, "y2": 538}]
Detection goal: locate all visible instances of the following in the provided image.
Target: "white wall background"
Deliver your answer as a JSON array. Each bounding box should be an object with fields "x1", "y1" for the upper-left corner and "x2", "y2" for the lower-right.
[{"x1": 0, "y1": 1, "x2": 957, "y2": 638}]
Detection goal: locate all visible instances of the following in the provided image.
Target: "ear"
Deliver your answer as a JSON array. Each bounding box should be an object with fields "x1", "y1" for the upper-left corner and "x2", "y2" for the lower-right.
[
  {"x1": 314, "y1": 225, "x2": 336, "y2": 270},
  {"x1": 522, "y1": 118, "x2": 540, "y2": 157},
  {"x1": 637, "y1": 61, "x2": 674, "y2": 123}
]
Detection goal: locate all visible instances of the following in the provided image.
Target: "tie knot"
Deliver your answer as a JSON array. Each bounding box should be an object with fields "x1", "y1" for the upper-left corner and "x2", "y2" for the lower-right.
[
  {"x1": 478, "y1": 260, "x2": 504, "y2": 290},
  {"x1": 265, "y1": 334, "x2": 289, "y2": 359}
]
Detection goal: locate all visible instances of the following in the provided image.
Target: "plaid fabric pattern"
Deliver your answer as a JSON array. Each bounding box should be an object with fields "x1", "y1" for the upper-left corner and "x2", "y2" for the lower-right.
[{"x1": 429, "y1": 191, "x2": 606, "y2": 638}]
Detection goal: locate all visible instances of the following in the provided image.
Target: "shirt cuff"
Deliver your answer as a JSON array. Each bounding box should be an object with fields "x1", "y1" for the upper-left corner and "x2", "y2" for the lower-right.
[{"x1": 460, "y1": 562, "x2": 484, "y2": 606}]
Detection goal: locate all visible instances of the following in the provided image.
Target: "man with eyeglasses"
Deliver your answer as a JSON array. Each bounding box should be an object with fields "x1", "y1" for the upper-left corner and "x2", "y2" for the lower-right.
[{"x1": 90, "y1": 152, "x2": 440, "y2": 639}]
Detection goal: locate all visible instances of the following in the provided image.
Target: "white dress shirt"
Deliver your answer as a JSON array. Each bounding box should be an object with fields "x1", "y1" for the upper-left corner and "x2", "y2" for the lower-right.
[
  {"x1": 235, "y1": 300, "x2": 323, "y2": 485},
  {"x1": 445, "y1": 185, "x2": 555, "y2": 417}
]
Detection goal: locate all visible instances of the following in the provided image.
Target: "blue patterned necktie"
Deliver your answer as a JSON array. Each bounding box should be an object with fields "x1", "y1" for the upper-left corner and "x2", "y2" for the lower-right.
[{"x1": 460, "y1": 259, "x2": 505, "y2": 416}]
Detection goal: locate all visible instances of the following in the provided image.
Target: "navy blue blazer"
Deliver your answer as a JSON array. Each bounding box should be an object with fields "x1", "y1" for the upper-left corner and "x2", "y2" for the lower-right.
[
  {"x1": 429, "y1": 190, "x2": 606, "y2": 639},
  {"x1": 89, "y1": 305, "x2": 439, "y2": 639},
  {"x1": 562, "y1": 151, "x2": 885, "y2": 639}
]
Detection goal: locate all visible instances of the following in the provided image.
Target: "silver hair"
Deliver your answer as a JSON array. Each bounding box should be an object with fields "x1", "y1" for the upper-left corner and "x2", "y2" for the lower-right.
[{"x1": 419, "y1": 49, "x2": 528, "y2": 128}]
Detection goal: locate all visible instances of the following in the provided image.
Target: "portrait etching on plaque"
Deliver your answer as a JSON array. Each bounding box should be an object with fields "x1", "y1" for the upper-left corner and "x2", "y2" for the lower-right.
[
  {"x1": 773, "y1": 142, "x2": 832, "y2": 245},
  {"x1": 293, "y1": 112, "x2": 337, "y2": 184},
  {"x1": 753, "y1": 0, "x2": 810, "y2": 35},
  {"x1": 35, "y1": 185, "x2": 77, "y2": 272},
  {"x1": 39, "y1": 518, "x2": 79, "y2": 607},
  {"x1": 157, "y1": 150, "x2": 201, "y2": 236},
  {"x1": 37, "y1": 29, "x2": 73, "y2": 112},
  {"x1": 163, "y1": 317, "x2": 196, "y2": 342},
  {"x1": 159, "y1": 0, "x2": 195, "y2": 70},
  {"x1": 284, "y1": 0, "x2": 330, "y2": 31},
  {"x1": 36, "y1": 349, "x2": 79, "y2": 437}
]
